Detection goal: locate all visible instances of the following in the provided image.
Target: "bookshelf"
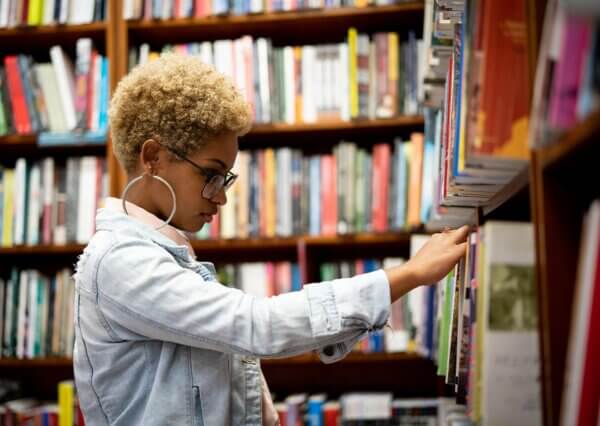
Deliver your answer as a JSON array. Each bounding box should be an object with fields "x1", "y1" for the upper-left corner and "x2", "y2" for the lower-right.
[{"x1": 532, "y1": 108, "x2": 600, "y2": 426}]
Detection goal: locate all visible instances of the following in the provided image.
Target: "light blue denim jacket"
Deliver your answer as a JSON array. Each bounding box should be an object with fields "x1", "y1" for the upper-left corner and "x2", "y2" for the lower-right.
[{"x1": 73, "y1": 208, "x2": 391, "y2": 425}]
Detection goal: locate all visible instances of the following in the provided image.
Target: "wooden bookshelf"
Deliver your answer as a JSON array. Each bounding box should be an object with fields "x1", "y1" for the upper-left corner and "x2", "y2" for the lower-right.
[
  {"x1": 126, "y1": 4, "x2": 424, "y2": 45},
  {"x1": 532, "y1": 109, "x2": 600, "y2": 426},
  {"x1": 0, "y1": 22, "x2": 107, "y2": 53}
]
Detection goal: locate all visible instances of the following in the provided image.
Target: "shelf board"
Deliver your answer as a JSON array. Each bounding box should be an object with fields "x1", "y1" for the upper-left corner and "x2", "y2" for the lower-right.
[
  {"x1": 537, "y1": 108, "x2": 600, "y2": 171},
  {"x1": 126, "y1": 4, "x2": 424, "y2": 44},
  {"x1": 0, "y1": 135, "x2": 107, "y2": 158},
  {"x1": 246, "y1": 116, "x2": 424, "y2": 136},
  {"x1": 0, "y1": 244, "x2": 85, "y2": 255},
  {"x1": 0, "y1": 23, "x2": 107, "y2": 51},
  {"x1": 0, "y1": 357, "x2": 73, "y2": 368}
]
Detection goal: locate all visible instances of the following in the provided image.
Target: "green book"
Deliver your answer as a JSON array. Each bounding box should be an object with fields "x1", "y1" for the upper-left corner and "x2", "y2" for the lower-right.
[{"x1": 437, "y1": 268, "x2": 455, "y2": 376}]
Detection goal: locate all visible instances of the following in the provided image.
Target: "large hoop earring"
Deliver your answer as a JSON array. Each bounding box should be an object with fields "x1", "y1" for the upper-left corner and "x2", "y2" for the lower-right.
[{"x1": 121, "y1": 173, "x2": 177, "y2": 231}]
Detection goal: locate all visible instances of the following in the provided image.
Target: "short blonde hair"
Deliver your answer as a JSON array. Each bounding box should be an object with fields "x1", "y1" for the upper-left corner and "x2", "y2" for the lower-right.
[{"x1": 109, "y1": 53, "x2": 252, "y2": 172}]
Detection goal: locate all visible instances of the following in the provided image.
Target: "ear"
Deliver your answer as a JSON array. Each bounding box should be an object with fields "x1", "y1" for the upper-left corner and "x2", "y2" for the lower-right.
[{"x1": 140, "y1": 139, "x2": 164, "y2": 174}]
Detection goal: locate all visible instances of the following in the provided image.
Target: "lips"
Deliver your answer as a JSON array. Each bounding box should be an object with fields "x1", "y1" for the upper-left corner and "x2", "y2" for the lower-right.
[{"x1": 200, "y1": 212, "x2": 215, "y2": 222}]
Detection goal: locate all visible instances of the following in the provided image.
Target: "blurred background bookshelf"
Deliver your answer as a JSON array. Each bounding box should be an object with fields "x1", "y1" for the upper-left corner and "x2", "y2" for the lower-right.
[{"x1": 0, "y1": 0, "x2": 599, "y2": 424}]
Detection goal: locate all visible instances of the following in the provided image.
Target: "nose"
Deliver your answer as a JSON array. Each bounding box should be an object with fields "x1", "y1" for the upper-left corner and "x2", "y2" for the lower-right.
[{"x1": 211, "y1": 186, "x2": 227, "y2": 206}]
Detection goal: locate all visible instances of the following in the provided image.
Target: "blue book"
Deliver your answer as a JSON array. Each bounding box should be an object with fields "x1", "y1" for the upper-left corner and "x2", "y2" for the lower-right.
[
  {"x1": 309, "y1": 156, "x2": 321, "y2": 236},
  {"x1": 98, "y1": 56, "x2": 109, "y2": 131},
  {"x1": 291, "y1": 263, "x2": 301, "y2": 292},
  {"x1": 307, "y1": 394, "x2": 325, "y2": 426}
]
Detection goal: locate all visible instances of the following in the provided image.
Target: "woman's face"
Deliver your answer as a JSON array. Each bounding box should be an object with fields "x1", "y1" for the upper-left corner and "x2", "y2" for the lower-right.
[{"x1": 154, "y1": 133, "x2": 239, "y2": 233}]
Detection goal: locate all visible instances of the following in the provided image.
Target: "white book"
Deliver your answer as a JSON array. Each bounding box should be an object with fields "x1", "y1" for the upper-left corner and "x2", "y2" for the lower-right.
[
  {"x1": 50, "y1": 46, "x2": 77, "y2": 131},
  {"x1": 338, "y1": 43, "x2": 350, "y2": 121},
  {"x1": 276, "y1": 148, "x2": 292, "y2": 237},
  {"x1": 233, "y1": 38, "x2": 247, "y2": 103},
  {"x1": 69, "y1": 0, "x2": 93, "y2": 24},
  {"x1": 123, "y1": 0, "x2": 135, "y2": 19},
  {"x1": 302, "y1": 46, "x2": 316, "y2": 123},
  {"x1": 42, "y1": 158, "x2": 55, "y2": 244},
  {"x1": 283, "y1": 46, "x2": 295, "y2": 124},
  {"x1": 13, "y1": 158, "x2": 27, "y2": 246},
  {"x1": 214, "y1": 40, "x2": 234, "y2": 80},
  {"x1": 35, "y1": 64, "x2": 68, "y2": 132},
  {"x1": 560, "y1": 201, "x2": 600, "y2": 426},
  {"x1": 199, "y1": 42, "x2": 213, "y2": 66},
  {"x1": 138, "y1": 43, "x2": 150, "y2": 66},
  {"x1": 161, "y1": 0, "x2": 171, "y2": 19},
  {"x1": 256, "y1": 38, "x2": 271, "y2": 124},
  {"x1": 250, "y1": 0, "x2": 263, "y2": 14},
  {"x1": 76, "y1": 156, "x2": 97, "y2": 244},
  {"x1": 43, "y1": 0, "x2": 56, "y2": 24},
  {"x1": 0, "y1": 0, "x2": 10, "y2": 27},
  {"x1": 16, "y1": 270, "x2": 29, "y2": 359},
  {"x1": 481, "y1": 221, "x2": 541, "y2": 426},
  {"x1": 26, "y1": 270, "x2": 38, "y2": 359},
  {"x1": 59, "y1": 0, "x2": 70, "y2": 23},
  {"x1": 65, "y1": 272, "x2": 75, "y2": 357},
  {"x1": 26, "y1": 164, "x2": 41, "y2": 246}
]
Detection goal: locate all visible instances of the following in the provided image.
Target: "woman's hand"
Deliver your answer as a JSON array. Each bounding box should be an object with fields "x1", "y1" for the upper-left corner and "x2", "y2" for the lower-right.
[
  {"x1": 406, "y1": 225, "x2": 470, "y2": 286},
  {"x1": 385, "y1": 225, "x2": 470, "y2": 302}
]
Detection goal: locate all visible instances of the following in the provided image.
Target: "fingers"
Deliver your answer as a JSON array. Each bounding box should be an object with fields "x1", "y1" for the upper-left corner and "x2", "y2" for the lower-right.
[
  {"x1": 453, "y1": 242, "x2": 468, "y2": 258},
  {"x1": 449, "y1": 225, "x2": 470, "y2": 244}
]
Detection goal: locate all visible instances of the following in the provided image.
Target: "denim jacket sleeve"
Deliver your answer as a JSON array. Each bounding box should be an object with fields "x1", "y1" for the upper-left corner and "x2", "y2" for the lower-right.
[{"x1": 94, "y1": 233, "x2": 391, "y2": 362}]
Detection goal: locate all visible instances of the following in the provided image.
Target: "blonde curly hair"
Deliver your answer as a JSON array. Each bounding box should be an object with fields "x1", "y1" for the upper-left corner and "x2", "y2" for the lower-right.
[{"x1": 109, "y1": 53, "x2": 252, "y2": 172}]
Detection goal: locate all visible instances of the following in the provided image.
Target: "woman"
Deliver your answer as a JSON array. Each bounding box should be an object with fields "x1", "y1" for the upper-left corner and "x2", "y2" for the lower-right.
[{"x1": 73, "y1": 54, "x2": 468, "y2": 425}]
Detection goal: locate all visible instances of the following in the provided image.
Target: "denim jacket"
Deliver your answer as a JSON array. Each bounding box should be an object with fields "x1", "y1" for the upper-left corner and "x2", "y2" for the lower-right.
[{"x1": 73, "y1": 208, "x2": 391, "y2": 425}]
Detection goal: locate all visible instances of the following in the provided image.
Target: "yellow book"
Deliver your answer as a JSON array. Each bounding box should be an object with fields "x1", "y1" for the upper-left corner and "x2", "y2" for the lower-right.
[
  {"x1": 294, "y1": 47, "x2": 303, "y2": 123},
  {"x1": 148, "y1": 51, "x2": 161, "y2": 62},
  {"x1": 264, "y1": 148, "x2": 276, "y2": 238},
  {"x1": 388, "y1": 33, "x2": 399, "y2": 116},
  {"x1": 348, "y1": 28, "x2": 358, "y2": 119},
  {"x1": 27, "y1": 0, "x2": 44, "y2": 26},
  {"x1": 58, "y1": 380, "x2": 74, "y2": 426},
  {"x1": 2, "y1": 169, "x2": 14, "y2": 247}
]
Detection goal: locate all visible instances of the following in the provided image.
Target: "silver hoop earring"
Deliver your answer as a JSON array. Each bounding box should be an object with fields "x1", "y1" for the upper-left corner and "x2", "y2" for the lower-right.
[{"x1": 121, "y1": 173, "x2": 177, "y2": 231}]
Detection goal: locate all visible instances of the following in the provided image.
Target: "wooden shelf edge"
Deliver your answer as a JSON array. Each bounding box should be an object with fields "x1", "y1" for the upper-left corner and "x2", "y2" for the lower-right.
[
  {"x1": 246, "y1": 116, "x2": 425, "y2": 136},
  {"x1": 0, "y1": 22, "x2": 106, "y2": 38},
  {"x1": 0, "y1": 357, "x2": 73, "y2": 367},
  {"x1": 537, "y1": 108, "x2": 600, "y2": 170},
  {"x1": 0, "y1": 244, "x2": 85, "y2": 255},
  {"x1": 0, "y1": 134, "x2": 37, "y2": 145},
  {"x1": 127, "y1": 3, "x2": 424, "y2": 30}
]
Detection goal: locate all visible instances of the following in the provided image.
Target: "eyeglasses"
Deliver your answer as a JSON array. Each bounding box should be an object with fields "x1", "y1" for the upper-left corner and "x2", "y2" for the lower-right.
[{"x1": 160, "y1": 143, "x2": 238, "y2": 200}]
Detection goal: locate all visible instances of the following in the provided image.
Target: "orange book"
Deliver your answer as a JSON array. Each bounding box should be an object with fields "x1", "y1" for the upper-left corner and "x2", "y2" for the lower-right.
[
  {"x1": 321, "y1": 155, "x2": 337, "y2": 236},
  {"x1": 294, "y1": 47, "x2": 303, "y2": 123},
  {"x1": 407, "y1": 132, "x2": 424, "y2": 227}
]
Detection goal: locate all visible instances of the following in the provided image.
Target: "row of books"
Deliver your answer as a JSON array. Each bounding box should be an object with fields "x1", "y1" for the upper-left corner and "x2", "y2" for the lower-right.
[
  {"x1": 0, "y1": 39, "x2": 110, "y2": 141},
  {"x1": 0, "y1": 0, "x2": 105, "y2": 28},
  {"x1": 0, "y1": 380, "x2": 84, "y2": 425},
  {"x1": 0, "y1": 268, "x2": 75, "y2": 359},
  {"x1": 0, "y1": 156, "x2": 108, "y2": 247},
  {"x1": 403, "y1": 222, "x2": 540, "y2": 425},
  {"x1": 274, "y1": 394, "x2": 469, "y2": 426},
  {"x1": 530, "y1": 3, "x2": 600, "y2": 148},
  {"x1": 419, "y1": 0, "x2": 536, "y2": 226},
  {"x1": 194, "y1": 136, "x2": 434, "y2": 240},
  {"x1": 130, "y1": 29, "x2": 423, "y2": 124},
  {"x1": 123, "y1": 0, "x2": 407, "y2": 20}
]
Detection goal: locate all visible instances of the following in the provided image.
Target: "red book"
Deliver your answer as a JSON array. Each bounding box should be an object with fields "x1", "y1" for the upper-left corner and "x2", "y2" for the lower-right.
[
  {"x1": 371, "y1": 143, "x2": 391, "y2": 232},
  {"x1": 4, "y1": 56, "x2": 32, "y2": 134},
  {"x1": 321, "y1": 155, "x2": 337, "y2": 236},
  {"x1": 323, "y1": 402, "x2": 340, "y2": 426},
  {"x1": 577, "y1": 219, "x2": 600, "y2": 426}
]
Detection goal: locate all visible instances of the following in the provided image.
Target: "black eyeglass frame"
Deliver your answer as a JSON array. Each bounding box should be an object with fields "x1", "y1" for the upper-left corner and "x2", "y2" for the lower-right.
[{"x1": 158, "y1": 142, "x2": 238, "y2": 200}]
